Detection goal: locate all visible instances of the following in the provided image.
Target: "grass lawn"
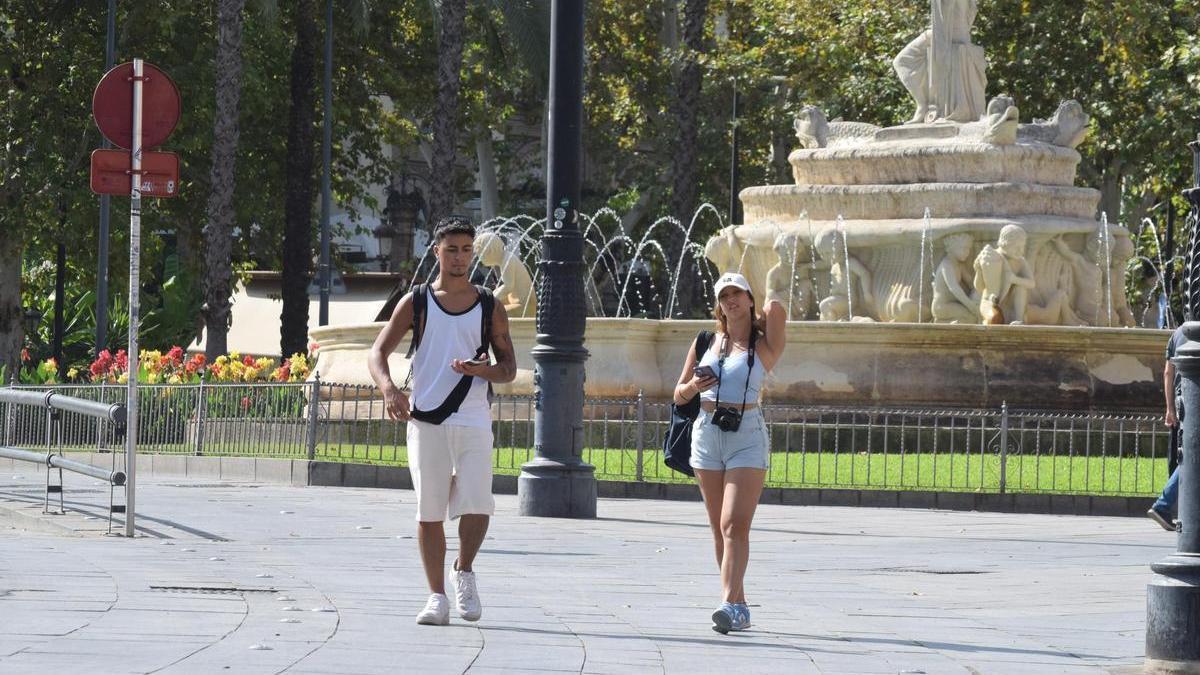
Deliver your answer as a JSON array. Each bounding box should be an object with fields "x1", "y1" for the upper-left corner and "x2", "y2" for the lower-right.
[
  {"x1": 311, "y1": 444, "x2": 1166, "y2": 497},
  {"x1": 54, "y1": 443, "x2": 1165, "y2": 497}
]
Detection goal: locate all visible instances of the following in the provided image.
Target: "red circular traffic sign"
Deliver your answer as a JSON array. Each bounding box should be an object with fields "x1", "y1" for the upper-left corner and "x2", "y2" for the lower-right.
[{"x1": 92, "y1": 62, "x2": 181, "y2": 150}]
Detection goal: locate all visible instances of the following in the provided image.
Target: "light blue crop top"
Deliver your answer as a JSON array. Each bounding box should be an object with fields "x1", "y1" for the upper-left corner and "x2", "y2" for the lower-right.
[{"x1": 698, "y1": 339, "x2": 765, "y2": 405}]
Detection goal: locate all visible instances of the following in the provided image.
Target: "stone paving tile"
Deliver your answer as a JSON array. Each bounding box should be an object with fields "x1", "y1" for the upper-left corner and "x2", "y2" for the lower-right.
[{"x1": 0, "y1": 477, "x2": 1177, "y2": 674}]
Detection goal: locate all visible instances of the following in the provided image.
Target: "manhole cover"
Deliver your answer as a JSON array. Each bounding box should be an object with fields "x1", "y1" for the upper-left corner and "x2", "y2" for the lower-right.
[
  {"x1": 150, "y1": 584, "x2": 277, "y2": 595},
  {"x1": 879, "y1": 567, "x2": 991, "y2": 575}
]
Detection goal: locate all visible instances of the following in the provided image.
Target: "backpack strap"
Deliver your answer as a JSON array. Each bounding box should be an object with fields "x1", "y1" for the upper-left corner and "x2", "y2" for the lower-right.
[
  {"x1": 401, "y1": 284, "x2": 427, "y2": 391},
  {"x1": 695, "y1": 330, "x2": 714, "y2": 361},
  {"x1": 476, "y1": 285, "x2": 496, "y2": 356},
  {"x1": 405, "y1": 284, "x2": 428, "y2": 359}
]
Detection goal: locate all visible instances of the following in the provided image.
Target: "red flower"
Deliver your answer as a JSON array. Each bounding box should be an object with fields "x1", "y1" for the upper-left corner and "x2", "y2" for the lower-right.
[
  {"x1": 89, "y1": 349, "x2": 114, "y2": 379},
  {"x1": 243, "y1": 355, "x2": 256, "y2": 367},
  {"x1": 20, "y1": 348, "x2": 29, "y2": 362},
  {"x1": 309, "y1": 342, "x2": 320, "y2": 353},
  {"x1": 167, "y1": 346, "x2": 184, "y2": 365},
  {"x1": 114, "y1": 350, "x2": 128, "y2": 372}
]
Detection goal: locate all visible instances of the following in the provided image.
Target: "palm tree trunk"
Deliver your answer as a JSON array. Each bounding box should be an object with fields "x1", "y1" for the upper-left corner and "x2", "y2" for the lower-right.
[
  {"x1": 476, "y1": 124, "x2": 499, "y2": 222},
  {"x1": 667, "y1": 0, "x2": 709, "y2": 317},
  {"x1": 202, "y1": 0, "x2": 247, "y2": 361},
  {"x1": 427, "y1": 0, "x2": 468, "y2": 227},
  {"x1": 281, "y1": 0, "x2": 319, "y2": 359},
  {"x1": 0, "y1": 233, "x2": 21, "y2": 380}
]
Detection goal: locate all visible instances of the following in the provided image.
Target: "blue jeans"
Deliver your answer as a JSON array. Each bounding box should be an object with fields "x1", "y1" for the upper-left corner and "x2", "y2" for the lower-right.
[{"x1": 1153, "y1": 468, "x2": 1179, "y2": 515}]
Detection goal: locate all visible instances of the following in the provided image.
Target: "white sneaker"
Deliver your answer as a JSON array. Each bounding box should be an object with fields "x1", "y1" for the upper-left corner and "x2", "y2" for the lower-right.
[
  {"x1": 415, "y1": 593, "x2": 450, "y2": 625},
  {"x1": 452, "y1": 568, "x2": 482, "y2": 621}
]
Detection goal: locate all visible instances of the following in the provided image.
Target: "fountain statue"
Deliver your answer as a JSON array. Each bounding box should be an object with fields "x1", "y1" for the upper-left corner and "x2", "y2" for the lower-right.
[
  {"x1": 706, "y1": 0, "x2": 1136, "y2": 330},
  {"x1": 894, "y1": 0, "x2": 987, "y2": 124},
  {"x1": 931, "y1": 232, "x2": 979, "y2": 323},
  {"x1": 765, "y1": 233, "x2": 814, "y2": 320},
  {"x1": 474, "y1": 231, "x2": 536, "y2": 318}
]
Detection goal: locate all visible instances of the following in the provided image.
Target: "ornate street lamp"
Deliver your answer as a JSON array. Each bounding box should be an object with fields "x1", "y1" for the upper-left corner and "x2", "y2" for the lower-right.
[
  {"x1": 372, "y1": 219, "x2": 398, "y2": 272},
  {"x1": 23, "y1": 307, "x2": 42, "y2": 337},
  {"x1": 519, "y1": 0, "x2": 597, "y2": 518}
]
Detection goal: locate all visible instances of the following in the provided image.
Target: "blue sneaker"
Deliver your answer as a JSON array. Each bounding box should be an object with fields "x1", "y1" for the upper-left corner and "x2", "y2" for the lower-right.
[
  {"x1": 711, "y1": 602, "x2": 736, "y2": 634},
  {"x1": 731, "y1": 603, "x2": 751, "y2": 631}
]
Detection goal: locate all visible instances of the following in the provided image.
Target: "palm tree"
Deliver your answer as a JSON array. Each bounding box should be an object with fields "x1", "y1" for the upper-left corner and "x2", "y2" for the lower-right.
[
  {"x1": 203, "y1": 0, "x2": 248, "y2": 360},
  {"x1": 667, "y1": 0, "x2": 709, "y2": 317},
  {"x1": 427, "y1": 0, "x2": 469, "y2": 227},
  {"x1": 280, "y1": 0, "x2": 319, "y2": 360}
]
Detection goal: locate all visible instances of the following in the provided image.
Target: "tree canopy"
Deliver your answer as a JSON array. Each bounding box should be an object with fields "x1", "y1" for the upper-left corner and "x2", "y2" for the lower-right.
[{"x1": 2, "y1": 0, "x2": 1198, "y2": 372}]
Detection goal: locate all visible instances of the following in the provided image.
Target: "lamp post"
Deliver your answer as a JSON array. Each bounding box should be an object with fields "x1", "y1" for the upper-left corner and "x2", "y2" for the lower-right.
[
  {"x1": 372, "y1": 220, "x2": 396, "y2": 272},
  {"x1": 518, "y1": 0, "x2": 596, "y2": 518},
  {"x1": 22, "y1": 307, "x2": 42, "y2": 339},
  {"x1": 318, "y1": 0, "x2": 333, "y2": 326},
  {"x1": 1145, "y1": 134, "x2": 1200, "y2": 673},
  {"x1": 95, "y1": 0, "x2": 116, "y2": 356},
  {"x1": 382, "y1": 181, "x2": 423, "y2": 270},
  {"x1": 714, "y1": 12, "x2": 739, "y2": 227}
]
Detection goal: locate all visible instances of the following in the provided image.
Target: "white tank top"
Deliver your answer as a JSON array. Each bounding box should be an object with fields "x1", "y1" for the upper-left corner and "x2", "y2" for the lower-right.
[{"x1": 410, "y1": 287, "x2": 492, "y2": 428}]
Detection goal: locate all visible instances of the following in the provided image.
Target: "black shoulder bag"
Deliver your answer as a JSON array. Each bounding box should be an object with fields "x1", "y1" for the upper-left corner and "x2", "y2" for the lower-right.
[{"x1": 662, "y1": 330, "x2": 715, "y2": 476}]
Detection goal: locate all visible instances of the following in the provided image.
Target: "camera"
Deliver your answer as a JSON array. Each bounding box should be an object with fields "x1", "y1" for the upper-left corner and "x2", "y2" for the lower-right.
[{"x1": 711, "y1": 406, "x2": 743, "y2": 432}]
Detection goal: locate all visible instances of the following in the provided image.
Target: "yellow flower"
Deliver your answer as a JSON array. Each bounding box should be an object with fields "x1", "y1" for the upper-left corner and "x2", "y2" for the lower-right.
[
  {"x1": 67, "y1": 368, "x2": 79, "y2": 380},
  {"x1": 117, "y1": 372, "x2": 129, "y2": 384},
  {"x1": 168, "y1": 374, "x2": 182, "y2": 384},
  {"x1": 215, "y1": 355, "x2": 229, "y2": 366},
  {"x1": 146, "y1": 371, "x2": 161, "y2": 384}
]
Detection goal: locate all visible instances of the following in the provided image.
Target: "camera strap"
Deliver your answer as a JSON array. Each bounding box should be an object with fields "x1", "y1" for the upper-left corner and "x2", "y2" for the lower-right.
[{"x1": 715, "y1": 330, "x2": 756, "y2": 416}]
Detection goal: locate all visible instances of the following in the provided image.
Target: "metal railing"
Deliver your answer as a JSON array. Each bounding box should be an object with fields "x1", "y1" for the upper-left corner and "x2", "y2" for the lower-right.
[
  {"x1": 1, "y1": 381, "x2": 1171, "y2": 498},
  {"x1": 0, "y1": 388, "x2": 128, "y2": 532}
]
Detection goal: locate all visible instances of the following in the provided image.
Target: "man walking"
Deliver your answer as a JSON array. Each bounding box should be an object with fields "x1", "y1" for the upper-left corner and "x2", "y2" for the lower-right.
[
  {"x1": 369, "y1": 217, "x2": 518, "y2": 624},
  {"x1": 1150, "y1": 324, "x2": 1185, "y2": 531}
]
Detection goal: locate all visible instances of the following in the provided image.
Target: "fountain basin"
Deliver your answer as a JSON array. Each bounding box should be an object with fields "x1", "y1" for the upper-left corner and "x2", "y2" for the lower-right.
[
  {"x1": 310, "y1": 319, "x2": 1168, "y2": 412},
  {"x1": 740, "y1": 182, "x2": 1099, "y2": 223},
  {"x1": 787, "y1": 142, "x2": 1082, "y2": 187}
]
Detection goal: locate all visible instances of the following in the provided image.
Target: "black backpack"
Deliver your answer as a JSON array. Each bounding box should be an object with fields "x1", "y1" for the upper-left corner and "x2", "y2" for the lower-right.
[
  {"x1": 376, "y1": 282, "x2": 496, "y2": 424},
  {"x1": 662, "y1": 330, "x2": 714, "y2": 476}
]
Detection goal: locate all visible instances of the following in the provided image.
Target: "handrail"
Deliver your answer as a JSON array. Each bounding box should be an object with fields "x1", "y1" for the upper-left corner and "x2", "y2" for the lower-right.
[
  {"x1": 0, "y1": 388, "x2": 126, "y2": 425},
  {"x1": 0, "y1": 446, "x2": 126, "y2": 486},
  {"x1": 50, "y1": 453, "x2": 126, "y2": 486}
]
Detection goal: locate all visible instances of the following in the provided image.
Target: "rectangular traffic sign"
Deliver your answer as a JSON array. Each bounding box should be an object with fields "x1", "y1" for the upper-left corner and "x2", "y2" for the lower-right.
[{"x1": 89, "y1": 149, "x2": 179, "y2": 198}]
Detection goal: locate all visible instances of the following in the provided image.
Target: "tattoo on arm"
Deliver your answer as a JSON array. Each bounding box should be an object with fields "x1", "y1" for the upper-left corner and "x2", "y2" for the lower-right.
[{"x1": 493, "y1": 331, "x2": 518, "y2": 382}]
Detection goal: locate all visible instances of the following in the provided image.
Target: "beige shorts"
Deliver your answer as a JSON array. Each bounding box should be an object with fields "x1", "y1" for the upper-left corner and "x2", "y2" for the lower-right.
[{"x1": 408, "y1": 420, "x2": 495, "y2": 522}]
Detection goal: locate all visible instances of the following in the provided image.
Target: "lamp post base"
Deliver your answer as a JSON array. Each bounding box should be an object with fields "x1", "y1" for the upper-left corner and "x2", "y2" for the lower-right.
[
  {"x1": 518, "y1": 458, "x2": 597, "y2": 519},
  {"x1": 1146, "y1": 554, "x2": 1200, "y2": 673}
]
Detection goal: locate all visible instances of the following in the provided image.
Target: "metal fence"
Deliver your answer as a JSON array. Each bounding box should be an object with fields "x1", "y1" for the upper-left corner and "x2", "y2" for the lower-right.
[{"x1": 0, "y1": 381, "x2": 1172, "y2": 497}]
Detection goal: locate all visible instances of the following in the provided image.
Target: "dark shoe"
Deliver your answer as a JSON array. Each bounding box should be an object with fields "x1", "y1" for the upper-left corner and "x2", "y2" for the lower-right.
[{"x1": 1148, "y1": 507, "x2": 1177, "y2": 532}]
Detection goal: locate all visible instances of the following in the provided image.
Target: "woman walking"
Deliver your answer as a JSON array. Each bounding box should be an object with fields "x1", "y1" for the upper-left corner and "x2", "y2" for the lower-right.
[{"x1": 674, "y1": 272, "x2": 786, "y2": 633}]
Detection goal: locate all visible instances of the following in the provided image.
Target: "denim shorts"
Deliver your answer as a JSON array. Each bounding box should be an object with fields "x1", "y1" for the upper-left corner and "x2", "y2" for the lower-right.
[{"x1": 690, "y1": 407, "x2": 770, "y2": 471}]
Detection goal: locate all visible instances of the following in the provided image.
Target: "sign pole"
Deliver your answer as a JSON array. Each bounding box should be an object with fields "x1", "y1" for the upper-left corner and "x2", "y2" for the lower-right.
[{"x1": 124, "y1": 58, "x2": 143, "y2": 538}]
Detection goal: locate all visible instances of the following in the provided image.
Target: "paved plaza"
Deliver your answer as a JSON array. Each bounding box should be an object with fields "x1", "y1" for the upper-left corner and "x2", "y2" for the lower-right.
[{"x1": 0, "y1": 472, "x2": 1171, "y2": 674}]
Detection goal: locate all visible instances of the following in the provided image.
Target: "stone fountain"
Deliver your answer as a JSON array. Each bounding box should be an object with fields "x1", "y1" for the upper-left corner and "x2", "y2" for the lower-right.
[{"x1": 309, "y1": 0, "x2": 1169, "y2": 413}]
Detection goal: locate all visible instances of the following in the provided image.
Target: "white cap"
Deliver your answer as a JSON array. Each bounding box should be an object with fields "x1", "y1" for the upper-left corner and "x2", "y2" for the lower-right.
[{"x1": 713, "y1": 272, "x2": 752, "y2": 297}]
